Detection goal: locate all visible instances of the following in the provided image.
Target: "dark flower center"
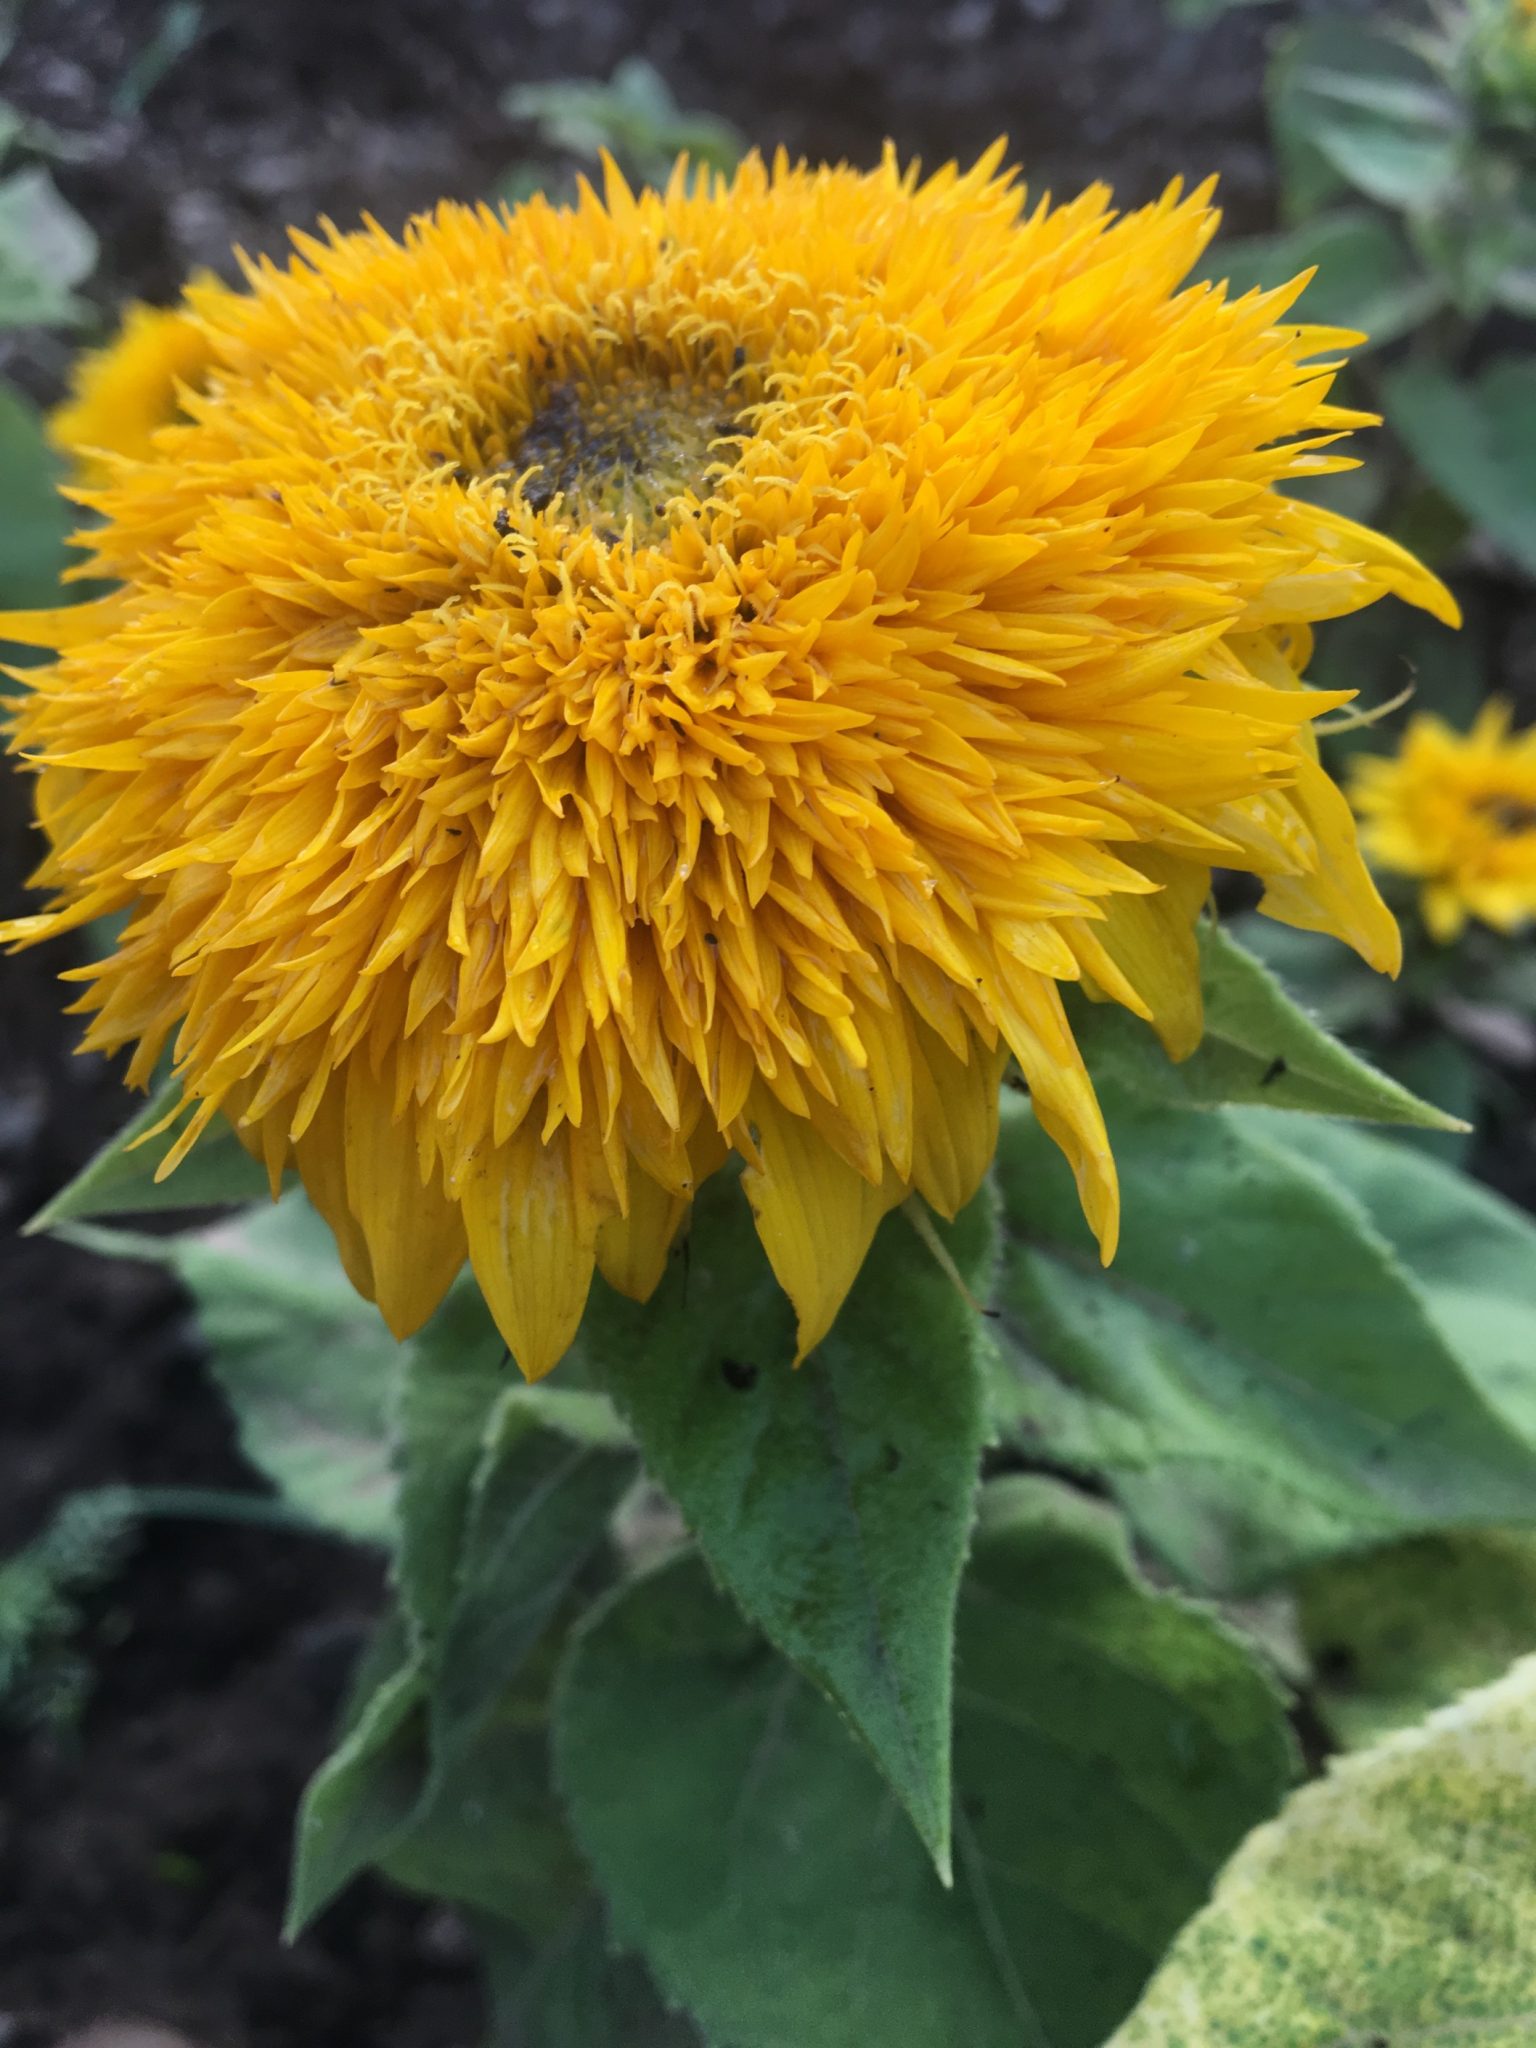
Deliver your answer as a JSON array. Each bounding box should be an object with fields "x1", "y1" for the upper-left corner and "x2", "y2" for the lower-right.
[{"x1": 511, "y1": 364, "x2": 746, "y2": 542}]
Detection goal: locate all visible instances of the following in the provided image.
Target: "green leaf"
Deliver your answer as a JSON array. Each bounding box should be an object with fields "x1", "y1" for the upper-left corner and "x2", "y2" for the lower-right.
[
  {"x1": 286, "y1": 1656, "x2": 425, "y2": 1935},
  {"x1": 288, "y1": 1305, "x2": 631, "y2": 1930},
  {"x1": 1272, "y1": 19, "x2": 1462, "y2": 214},
  {"x1": 1298, "y1": 1529, "x2": 1536, "y2": 1750},
  {"x1": 379, "y1": 1696, "x2": 588, "y2": 1936},
  {"x1": 1384, "y1": 357, "x2": 1536, "y2": 574},
  {"x1": 1253, "y1": 1115, "x2": 1536, "y2": 1444},
  {"x1": 1216, "y1": 913, "x2": 1397, "y2": 1037},
  {"x1": 65, "y1": 1194, "x2": 399, "y2": 1542},
  {"x1": 0, "y1": 380, "x2": 70, "y2": 615},
  {"x1": 584, "y1": 1172, "x2": 995, "y2": 1880},
  {"x1": 478, "y1": 1908, "x2": 704, "y2": 2048},
  {"x1": 26, "y1": 1074, "x2": 275, "y2": 1233},
  {"x1": 428, "y1": 1387, "x2": 634, "y2": 1773},
  {"x1": 1107, "y1": 1654, "x2": 1536, "y2": 2046},
  {"x1": 0, "y1": 165, "x2": 95, "y2": 327},
  {"x1": 504, "y1": 60, "x2": 742, "y2": 188},
  {"x1": 1070, "y1": 921, "x2": 1462, "y2": 1129},
  {"x1": 989, "y1": 1090, "x2": 1536, "y2": 1593},
  {"x1": 555, "y1": 1475, "x2": 1293, "y2": 2048},
  {"x1": 1203, "y1": 210, "x2": 1443, "y2": 350},
  {"x1": 391, "y1": 1282, "x2": 511, "y2": 1649}
]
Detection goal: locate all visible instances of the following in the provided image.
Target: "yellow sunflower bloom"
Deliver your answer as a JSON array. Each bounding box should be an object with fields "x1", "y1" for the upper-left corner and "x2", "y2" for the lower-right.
[
  {"x1": 1350, "y1": 702, "x2": 1536, "y2": 944},
  {"x1": 49, "y1": 296, "x2": 217, "y2": 481},
  {"x1": 3, "y1": 148, "x2": 1454, "y2": 1376}
]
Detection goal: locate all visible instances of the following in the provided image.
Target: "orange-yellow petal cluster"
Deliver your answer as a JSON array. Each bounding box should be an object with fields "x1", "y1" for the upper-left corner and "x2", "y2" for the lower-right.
[
  {"x1": 1350, "y1": 701, "x2": 1536, "y2": 943},
  {"x1": 48, "y1": 296, "x2": 216, "y2": 481},
  {"x1": 4, "y1": 147, "x2": 1454, "y2": 1375}
]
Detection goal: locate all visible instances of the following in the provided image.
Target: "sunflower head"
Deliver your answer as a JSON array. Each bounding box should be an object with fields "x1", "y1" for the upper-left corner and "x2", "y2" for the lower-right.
[
  {"x1": 4, "y1": 147, "x2": 1454, "y2": 1377},
  {"x1": 1350, "y1": 702, "x2": 1536, "y2": 943},
  {"x1": 49, "y1": 297, "x2": 217, "y2": 481}
]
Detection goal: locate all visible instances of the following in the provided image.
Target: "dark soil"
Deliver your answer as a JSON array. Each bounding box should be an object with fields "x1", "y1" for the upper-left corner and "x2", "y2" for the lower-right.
[{"x1": 0, "y1": 1, "x2": 1503, "y2": 2044}]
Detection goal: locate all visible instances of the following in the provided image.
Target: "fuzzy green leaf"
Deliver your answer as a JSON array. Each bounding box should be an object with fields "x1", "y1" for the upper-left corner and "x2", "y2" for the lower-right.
[
  {"x1": 1108, "y1": 1655, "x2": 1536, "y2": 2046},
  {"x1": 26, "y1": 1075, "x2": 275, "y2": 1232},
  {"x1": 391, "y1": 1283, "x2": 512, "y2": 1649},
  {"x1": 989, "y1": 1091, "x2": 1536, "y2": 1592},
  {"x1": 286, "y1": 1657, "x2": 425, "y2": 1935},
  {"x1": 1071, "y1": 921, "x2": 1463, "y2": 1128},
  {"x1": 583, "y1": 1172, "x2": 995, "y2": 1880},
  {"x1": 478, "y1": 1908, "x2": 704, "y2": 2048},
  {"x1": 292, "y1": 1377, "x2": 630, "y2": 1937},
  {"x1": 428, "y1": 1386, "x2": 633, "y2": 1773},
  {"x1": 555, "y1": 1475, "x2": 1292, "y2": 2048}
]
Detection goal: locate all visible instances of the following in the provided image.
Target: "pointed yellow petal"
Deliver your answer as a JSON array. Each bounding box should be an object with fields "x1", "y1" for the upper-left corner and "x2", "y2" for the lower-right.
[
  {"x1": 1260, "y1": 755, "x2": 1402, "y2": 975},
  {"x1": 1085, "y1": 850, "x2": 1210, "y2": 1061},
  {"x1": 741, "y1": 1086, "x2": 901, "y2": 1362},
  {"x1": 595, "y1": 1168, "x2": 688, "y2": 1302},
  {"x1": 0, "y1": 598, "x2": 123, "y2": 650},
  {"x1": 994, "y1": 963, "x2": 1119, "y2": 1261},
  {"x1": 908, "y1": 1016, "x2": 1007, "y2": 1219},
  {"x1": 294, "y1": 1074, "x2": 376, "y2": 1305},
  {"x1": 343, "y1": 1058, "x2": 466, "y2": 1339},
  {"x1": 463, "y1": 1121, "x2": 599, "y2": 1380}
]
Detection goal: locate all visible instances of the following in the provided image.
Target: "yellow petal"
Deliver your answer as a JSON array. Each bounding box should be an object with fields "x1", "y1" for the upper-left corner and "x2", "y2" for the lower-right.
[
  {"x1": 294, "y1": 1074, "x2": 376, "y2": 1305},
  {"x1": 595, "y1": 1168, "x2": 688, "y2": 1301},
  {"x1": 344, "y1": 1058, "x2": 466, "y2": 1339},
  {"x1": 1079, "y1": 850, "x2": 1210, "y2": 1061},
  {"x1": 741, "y1": 1085, "x2": 901, "y2": 1362},
  {"x1": 463, "y1": 1120, "x2": 600, "y2": 1380},
  {"x1": 994, "y1": 961, "x2": 1119, "y2": 1261},
  {"x1": 908, "y1": 1015, "x2": 1007, "y2": 1219},
  {"x1": 0, "y1": 598, "x2": 123, "y2": 650},
  {"x1": 1259, "y1": 754, "x2": 1402, "y2": 974}
]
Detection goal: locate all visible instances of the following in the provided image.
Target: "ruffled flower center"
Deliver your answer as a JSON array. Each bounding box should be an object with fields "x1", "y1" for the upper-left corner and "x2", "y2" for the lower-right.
[{"x1": 508, "y1": 359, "x2": 746, "y2": 542}]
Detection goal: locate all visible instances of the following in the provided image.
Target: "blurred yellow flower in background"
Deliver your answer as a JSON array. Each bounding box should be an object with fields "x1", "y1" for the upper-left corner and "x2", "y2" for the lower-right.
[
  {"x1": 49, "y1": 298, "x2": 215, "y2": 481},
  {"x1": 2, "y1": 148, "x2": 1453, "y2": 1376},
  {"x1": 1351, "y1": 702, "x2": 1536, "y2": 943}
]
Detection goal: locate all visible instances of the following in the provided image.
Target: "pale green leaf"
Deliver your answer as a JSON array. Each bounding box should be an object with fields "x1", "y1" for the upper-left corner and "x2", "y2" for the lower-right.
[
  {"x1": 1203, "y1": 209, "x2": 1442, "y2": 349},
  {"x1": 0, "y1": 165, "x2": 95, "y2": 326},
  {"x1": 1299, "y1": 1528, "x2": 1536, "y2": 1749},
  {"x1": 1108, "y1": 1655, "x2": 1536, "y2": 2047},
  {"x1": 555, "y1": 1475, "x2": 1293, "y2": 2048},
  {"x1": 1384, "y1": 357, "x2": 1536, "y2": 574},
  {"x1": 989, "y1": 1091, "x2": 1536, "y2": 1592},
  {"x1": 583, "y1": 1172, "x2": 996, "y2": 1879},
  {"x1": 64, "y1": 1194, "x2": 398, "y2": 1541}
]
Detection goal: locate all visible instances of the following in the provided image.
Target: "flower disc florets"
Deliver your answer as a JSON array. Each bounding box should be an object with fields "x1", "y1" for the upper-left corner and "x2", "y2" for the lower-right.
[
  {"x1": 4, "y1": 147, "x2": 1454, "y2": 1375},
  {"x1": 1350, "y1": 702, "x2": 1536, "y2": 942}
]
